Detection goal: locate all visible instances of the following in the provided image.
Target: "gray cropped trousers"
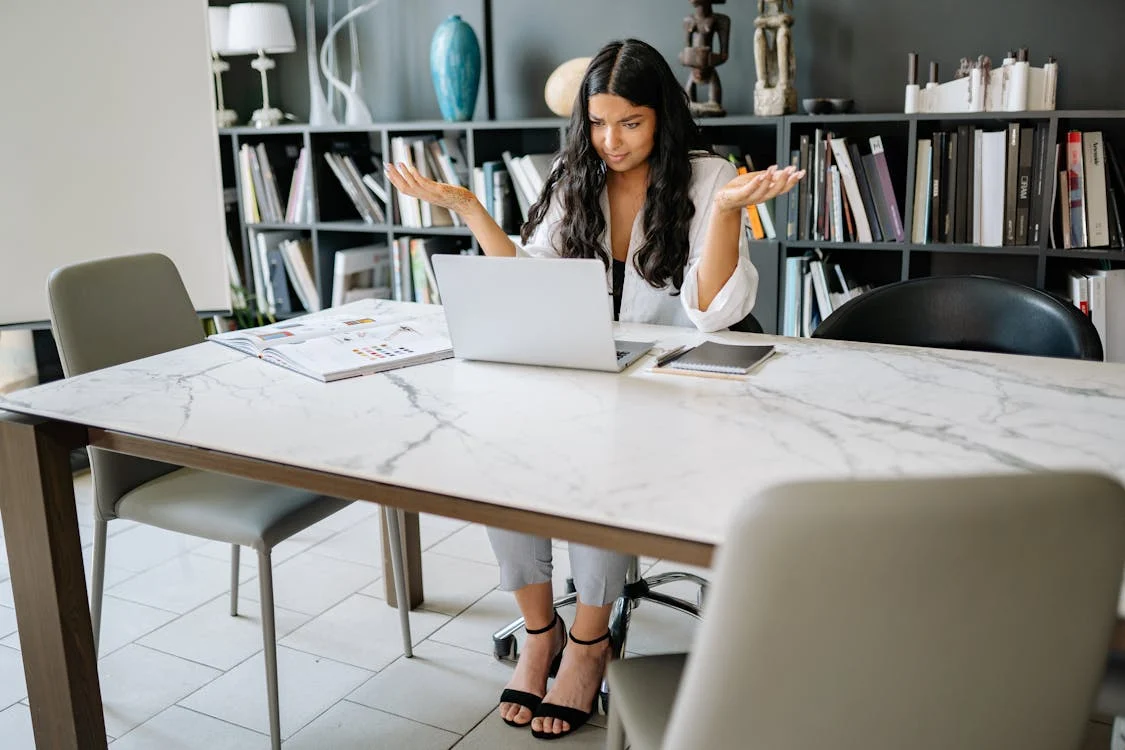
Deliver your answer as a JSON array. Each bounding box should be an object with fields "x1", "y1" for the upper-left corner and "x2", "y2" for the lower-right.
[{"x1": 486, "y1": 527, "x2": 631, "y2": 607}]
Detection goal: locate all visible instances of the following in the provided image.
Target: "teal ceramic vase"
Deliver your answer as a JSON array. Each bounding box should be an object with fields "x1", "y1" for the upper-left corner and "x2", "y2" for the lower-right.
[{"x1": 430, "y1": 15, "x2": 481, "y2": 122}]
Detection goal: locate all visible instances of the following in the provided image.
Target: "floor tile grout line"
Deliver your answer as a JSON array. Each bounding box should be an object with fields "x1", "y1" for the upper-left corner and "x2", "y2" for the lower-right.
[
  {"x1": 114, "y1": 704, "x2": 272, "y2": 743},
  {"x1": 172, "y1": 639, "x2": 381, "y2": 714},
  {"x1": 339, "y1": 698, "x2": 468, "y2": 739},
  {"x1": 0, "y1": 696, "x2": 28, "y2": 716},
  {"x1": 447, "y1": 710, "x2": 497, "y2": 748},
  {"x1": 171, "y1": 646, "x2": 377, "y2": 742}
]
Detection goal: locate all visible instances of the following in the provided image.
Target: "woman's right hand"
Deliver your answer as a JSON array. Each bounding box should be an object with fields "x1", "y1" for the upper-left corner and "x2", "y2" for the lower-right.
[{"x1": 384, "y1": 162, "x2": 478, "y2": 216}]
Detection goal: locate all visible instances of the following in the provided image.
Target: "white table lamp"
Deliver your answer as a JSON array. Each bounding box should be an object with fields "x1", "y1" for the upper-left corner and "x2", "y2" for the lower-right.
[
  {"x1": 227, "y1": 3, "x2": 297, "y2": 128},
  {"x1": 207, "y1": 7, "x2": 239, "y2": 128}
]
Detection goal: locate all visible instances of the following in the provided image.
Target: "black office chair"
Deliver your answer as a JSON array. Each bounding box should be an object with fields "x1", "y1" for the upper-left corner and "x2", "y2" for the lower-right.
[
  {"x1": 729, "y1": 311, "x2": 764, "y2": 334},
  {"x1": 811, "y1": 275, "x2": 1103, "y2": 361}
]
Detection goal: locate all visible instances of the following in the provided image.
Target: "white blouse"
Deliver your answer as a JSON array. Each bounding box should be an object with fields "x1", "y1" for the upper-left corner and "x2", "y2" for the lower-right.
[{"x1": 515, "y1": 154, "x2": 759, "y2": 333}]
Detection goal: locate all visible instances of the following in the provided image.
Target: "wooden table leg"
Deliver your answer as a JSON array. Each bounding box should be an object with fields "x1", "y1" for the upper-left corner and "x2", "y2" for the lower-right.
[
  {"x1": 0, "y1": 414, "x2": 105, "y2": 749},
  {"x1": 381, "y1": 509, "x2": 423, "y2": 609}
]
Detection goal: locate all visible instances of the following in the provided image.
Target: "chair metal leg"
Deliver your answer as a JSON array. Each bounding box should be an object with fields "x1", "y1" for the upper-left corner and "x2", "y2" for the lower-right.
[
  {"x1": 229, "y1": 544, "x2": 240, "y2": 617},
  {"x1": 606, "y1": 695, "x2": 627, "y2": 750},
  {"x1": 601, "y1": 590, "x2": 633, "y2": 713},
  {"x1": 257, "y1": 550, "x2": 281, "y2": 750},
  {"x1": 383, "y1": 506, "x2": 413, "y2": 658},
  {"x1": 644, "y1": 571, "x2": 707, "y2": 590},
  {"x1": 642, "y1": 590, "x2": 703, "y2": 620},
  {"x1": 90, "y1": 517, "x2": 108, "y2": 656}
]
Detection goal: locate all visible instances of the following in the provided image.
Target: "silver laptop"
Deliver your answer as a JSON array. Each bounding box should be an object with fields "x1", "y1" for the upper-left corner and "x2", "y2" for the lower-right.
[{"x1": 431, "y1": 255, "x2": 654, "y2": 372}]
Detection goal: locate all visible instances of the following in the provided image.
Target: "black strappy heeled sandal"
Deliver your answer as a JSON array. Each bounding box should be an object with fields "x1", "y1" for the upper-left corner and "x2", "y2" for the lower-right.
[
  {"x1": 529, "y1": 629, "x2": 610, "y2": 741},
  {"x1": 498, "y1": 610, "x2": 566, "y2": 728}
]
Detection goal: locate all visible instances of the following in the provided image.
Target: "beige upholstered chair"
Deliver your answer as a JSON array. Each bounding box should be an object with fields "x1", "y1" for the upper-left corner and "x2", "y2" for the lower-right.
[
  {"x1": 607, "y1": 472, "x2": 1125, "y2": 750},
  {"x1": 47, "y1": 253, "x2": 413, "y2": 750}
]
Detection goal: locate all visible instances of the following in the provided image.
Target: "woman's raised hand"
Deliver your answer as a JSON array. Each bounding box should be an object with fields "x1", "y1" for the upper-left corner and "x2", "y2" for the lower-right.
[
  {"x1": 384, "y1": 162, "x2": 478, "y2": 215},
  {"x1": 713, "y1": 165, "x2": 805, "y2": 214}
]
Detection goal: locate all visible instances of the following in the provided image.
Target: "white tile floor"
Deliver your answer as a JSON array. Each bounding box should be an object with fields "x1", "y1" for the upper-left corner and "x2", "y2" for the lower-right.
[{"x1": 0, "y1": 471, "x2": 705, "y2": 748}]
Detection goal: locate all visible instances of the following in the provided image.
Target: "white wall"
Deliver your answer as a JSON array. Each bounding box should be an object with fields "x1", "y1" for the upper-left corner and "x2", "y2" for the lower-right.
[
  {"x1": 0, "y1": 0, "x2": 229, "y2": 326},
  {"x1": 0, "y1": 332, "x2": 37, "y2": 394}
]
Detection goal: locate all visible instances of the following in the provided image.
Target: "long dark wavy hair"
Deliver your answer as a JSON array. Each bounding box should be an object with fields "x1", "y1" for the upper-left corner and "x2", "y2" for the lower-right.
[{"x1": 520, "y1": 38, "x2": 705, "y2": 292}]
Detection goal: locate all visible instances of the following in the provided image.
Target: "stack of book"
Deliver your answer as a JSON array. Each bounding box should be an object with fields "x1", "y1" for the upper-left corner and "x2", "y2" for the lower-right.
[
  {"x1": 1056, "y1": 131, "x2": 1125, "y2": 250},
  {"x1": 911, "y1": 123, "x2": 1052, "y2": 247},
  {"x1": 469, "y1": 151, "x2": 556, "y2": 235},
  {"x1": 390, "y1": 135, "x2": 469, "y2": 228},
  {"x1": 713, "y1": 144, "x2": 777, "y2": 240},
  {"x1": 322, "y1": 149, "x2": 387, "y2": 224},
  {"x1": 786, "y1": 132, "x2": 904, "y2": 244},
  {"x1": 245, "y1": 230, "x2": 320, "y2": 316},
  {"x1": 781, "y1": 249, "x2": 874, "y2": 337},
  {"x1": 239, "y1": 143, "x2": 313, "y2": 224},
  {"x1": 390, "y1": 236, "x2": 472, "y2": 304}
]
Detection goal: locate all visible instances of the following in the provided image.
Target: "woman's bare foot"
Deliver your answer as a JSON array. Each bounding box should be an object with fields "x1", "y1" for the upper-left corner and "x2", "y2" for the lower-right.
[
  {"x1": 498, "y1": 617, "x2": 565, "y2": 726},
  {"x1": 531, "y1": 632, "x2": 611, "y2": 736}
]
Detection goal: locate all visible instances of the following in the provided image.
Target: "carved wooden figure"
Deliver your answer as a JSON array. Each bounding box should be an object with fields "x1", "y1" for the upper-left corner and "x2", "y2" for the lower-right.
[
  {"x1": 753, "y1": 0, "x2": 797, "y2": 116},
  {"x1": 678, "y1": 0, "x2": 730, "y2": 117}
]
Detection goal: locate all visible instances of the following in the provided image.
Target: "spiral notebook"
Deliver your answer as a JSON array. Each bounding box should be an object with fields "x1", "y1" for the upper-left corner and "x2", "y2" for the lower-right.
[{"x1": 658, "y1": 341, "x2": 776, "y2": 375}]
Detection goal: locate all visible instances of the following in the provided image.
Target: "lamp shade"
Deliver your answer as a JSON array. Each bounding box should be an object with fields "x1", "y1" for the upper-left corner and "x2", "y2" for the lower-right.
[
  {"x1": 207, "y1": 7, "x2": 230, "y2": 54},
  {"x1": 226, "y1": 3, "x2": 297, "y2": 54}
]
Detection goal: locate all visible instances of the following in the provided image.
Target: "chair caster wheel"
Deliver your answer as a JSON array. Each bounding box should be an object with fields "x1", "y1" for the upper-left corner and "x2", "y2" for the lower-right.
[{"x1": 493, "y1": 634, "x2": 517, "y2": 661}]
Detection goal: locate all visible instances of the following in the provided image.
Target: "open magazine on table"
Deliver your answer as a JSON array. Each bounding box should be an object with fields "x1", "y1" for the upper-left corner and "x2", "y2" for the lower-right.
[{"x1": 208, "y1": 305, "x2": 452, "y2": 382}]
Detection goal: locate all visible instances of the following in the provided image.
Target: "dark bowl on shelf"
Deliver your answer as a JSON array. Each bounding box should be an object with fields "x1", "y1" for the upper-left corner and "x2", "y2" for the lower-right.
[
  {"x1": 802, "y1": 98, "x2": 832, "y2": 115},
  {"x1": 802, "y1": 97, "x2": 856, "y2": 115}
]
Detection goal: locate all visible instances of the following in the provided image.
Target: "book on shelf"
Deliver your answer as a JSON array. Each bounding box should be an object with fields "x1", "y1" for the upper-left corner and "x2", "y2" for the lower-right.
[
  {"x1": 867, "y1": 136, "x2": 904, "y2": 242},
  {"x1": 1066, "y1": 268, "x2": 1125, "y2": 363},
  {"x1": 1066, "y1": 130, "x2": 1089, "y2": 248},
  {"x1": 324, "y1": 151, "x2": 385, "y2": 224},
  {"x1": 911, "y1": 139, "x2": 932, "y2": 243},
  {"x1": 279, "y1": 237, "x2": 320, "y2": 312},
  {"x1": 207, "y1": 302, "x2": 453, "y2": 382},
  {"x1": 238, "y1": 145, "x2": 260, "y2": 223},
  {"x1": 284, "y1": 146, "x2": 314, "y2": 223}
]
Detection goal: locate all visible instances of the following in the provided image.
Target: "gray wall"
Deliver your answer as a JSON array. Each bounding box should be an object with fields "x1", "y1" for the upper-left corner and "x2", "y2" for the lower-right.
[{"x1": 219, "y1": 0, "x2": 1125, "y2": 125}]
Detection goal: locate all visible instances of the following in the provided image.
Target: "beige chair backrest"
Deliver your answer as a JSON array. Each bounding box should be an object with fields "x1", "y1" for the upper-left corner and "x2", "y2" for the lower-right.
[
  {"x1": 663, "y1": 472, "x2": 1125, "y2": 750},
  {"x1": 47, "y1": 253, "x2": 206, "y2": 520}
]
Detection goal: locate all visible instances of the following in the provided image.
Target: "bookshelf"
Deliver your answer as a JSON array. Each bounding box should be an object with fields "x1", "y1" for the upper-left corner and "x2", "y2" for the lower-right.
[
  {"x1": 777, "y1": 110, "x2": 1125, "y2": 337},
  {"x1": 218, "y1": 110, "x2": 1125, "y2": 336}
]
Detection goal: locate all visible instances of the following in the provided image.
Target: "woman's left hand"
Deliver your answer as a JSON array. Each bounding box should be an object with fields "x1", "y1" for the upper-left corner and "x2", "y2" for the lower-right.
[{"x1": 714, "y1": 165, "x2": 804, "y2": 214}]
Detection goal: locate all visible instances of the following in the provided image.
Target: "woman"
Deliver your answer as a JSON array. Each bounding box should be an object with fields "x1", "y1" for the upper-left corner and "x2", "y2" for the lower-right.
[{"x1": 386, "y1": 38, "x2": 802, "y2": 740}]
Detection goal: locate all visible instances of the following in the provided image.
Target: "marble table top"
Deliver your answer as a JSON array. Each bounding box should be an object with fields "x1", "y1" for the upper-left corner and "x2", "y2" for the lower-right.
[{"x1": 4, "y1": 299, "x2": 1125, "y2": 548}]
